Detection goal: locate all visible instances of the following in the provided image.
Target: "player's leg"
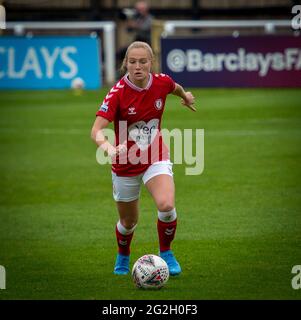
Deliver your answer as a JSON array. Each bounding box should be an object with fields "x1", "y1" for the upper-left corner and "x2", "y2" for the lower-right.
[
  {"x1": 116, "y1": 200, "x2": 139, "y2": 257},
  {"x1": 114, "y1": 200, "x2": 139, "y2": 274},
  {"x1": 112, "y1": 173, "x2": 141, "y2": 275},
  {"x1": 143, "y1": 163, "x2": 181, "y2": 275},
  {"x1": 145, "y1": 174, "x2": 178, "y2": 251}
]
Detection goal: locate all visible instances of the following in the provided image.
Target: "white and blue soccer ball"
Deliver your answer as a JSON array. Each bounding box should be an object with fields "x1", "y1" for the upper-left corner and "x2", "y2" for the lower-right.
[
  {"x1": 71, "y1": 77, "x2": 85, "y2": 89},
  {"x1": 132, "y1": 254, "x2": 169, "y2": 289}
]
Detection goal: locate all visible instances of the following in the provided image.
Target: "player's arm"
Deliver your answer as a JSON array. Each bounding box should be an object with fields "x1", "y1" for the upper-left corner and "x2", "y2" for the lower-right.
[
  {"x1": 172, "y1": 83, "x2": 196, "y2": 112},
  {"x1": 91, "y1": 116, "x2": 126, "y2": 157}
]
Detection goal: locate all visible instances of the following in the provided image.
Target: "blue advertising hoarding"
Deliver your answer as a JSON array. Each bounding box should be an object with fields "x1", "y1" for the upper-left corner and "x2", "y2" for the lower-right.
[{"x1": 0, "y1": 36, "x2": 101, "y2": 89}]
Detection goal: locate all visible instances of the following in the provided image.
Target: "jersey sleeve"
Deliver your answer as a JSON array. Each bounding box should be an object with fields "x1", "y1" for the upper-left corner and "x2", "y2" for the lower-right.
[
  {"x1": 96, "y1": 85, "x2": 120, "y2": 122},
  {"x1": 159, "y1": 73, "x2": 176, "y2": 94}
]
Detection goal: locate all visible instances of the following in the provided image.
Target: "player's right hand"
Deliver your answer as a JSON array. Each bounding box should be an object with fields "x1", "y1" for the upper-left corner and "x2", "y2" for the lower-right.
[{"x1": 107, "y1": 143, "x2": 127, "y2": 158}]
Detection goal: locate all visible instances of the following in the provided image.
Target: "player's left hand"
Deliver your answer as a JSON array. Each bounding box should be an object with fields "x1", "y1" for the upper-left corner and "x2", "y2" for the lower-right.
[{"x1": 181, "y1": 92, "x2": 196, "y2": 112}]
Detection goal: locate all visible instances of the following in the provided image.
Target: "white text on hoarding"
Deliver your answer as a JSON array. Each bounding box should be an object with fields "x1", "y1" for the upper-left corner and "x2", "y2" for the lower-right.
[
  {"x1": 167, "y1": 48, "x2": 301, "y2": 76},
  {"x1": 292, "y1": 5, "x2": 301, "y2": 30},
  {"x1": 0, "y1": 46, "x2": 78, "y2": 79}
]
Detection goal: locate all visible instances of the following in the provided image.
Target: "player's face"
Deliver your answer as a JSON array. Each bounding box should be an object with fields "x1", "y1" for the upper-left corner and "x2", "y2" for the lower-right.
[{"x1": 126, "y1": 48, "x2": 152, "y2": 87}]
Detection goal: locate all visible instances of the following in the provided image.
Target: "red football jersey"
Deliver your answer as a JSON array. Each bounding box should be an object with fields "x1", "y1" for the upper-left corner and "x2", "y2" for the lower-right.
[{"x1": 96, "y1": 73, "x2": 176, "y2": 176}]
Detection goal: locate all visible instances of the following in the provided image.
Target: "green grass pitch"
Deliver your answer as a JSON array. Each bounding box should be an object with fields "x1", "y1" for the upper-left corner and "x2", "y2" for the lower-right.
[{"x1": 0, "y1": 88, "x2": 300, "y2": 300}]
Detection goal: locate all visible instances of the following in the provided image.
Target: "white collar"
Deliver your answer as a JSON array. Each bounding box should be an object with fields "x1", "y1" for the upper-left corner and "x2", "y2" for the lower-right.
[{"x1": 123, "y1": 73, "x2": 153, "y2": 92}]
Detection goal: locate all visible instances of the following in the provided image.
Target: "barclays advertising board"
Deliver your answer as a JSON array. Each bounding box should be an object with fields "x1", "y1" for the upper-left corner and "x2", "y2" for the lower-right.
[
  {"x1": 0, "y1": 36, "x2": 101, "y2": 89},
  {"x1": 161, "y1": 36, "x2": 301, "y2": 87}
]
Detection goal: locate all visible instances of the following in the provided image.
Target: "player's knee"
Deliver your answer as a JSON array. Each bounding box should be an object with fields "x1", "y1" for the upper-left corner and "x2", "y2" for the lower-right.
[
  {"x1": 156, "y1": 199, "x2": 174, "y2": 213},
  {"x1": 120, "y1": 219, "x2": 137, "y2": 230}
]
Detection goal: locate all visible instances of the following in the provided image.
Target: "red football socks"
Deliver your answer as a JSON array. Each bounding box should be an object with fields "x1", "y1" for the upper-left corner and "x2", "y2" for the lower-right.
[
  {"x1": 115, "y1": 225, "x2": 134, "y2": 256},
  {"x1": 157, "y1": 218, "x2": 177, "y2": 252}
]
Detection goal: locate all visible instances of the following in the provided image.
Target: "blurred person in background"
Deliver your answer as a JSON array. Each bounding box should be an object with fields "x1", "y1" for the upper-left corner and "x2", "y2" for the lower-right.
[
  {"x1": 126, "y1": 1, "x2": 153, "y2": 44},
  {"x1": 117, "y1": 1, "x2": 153, "y2": 73}
]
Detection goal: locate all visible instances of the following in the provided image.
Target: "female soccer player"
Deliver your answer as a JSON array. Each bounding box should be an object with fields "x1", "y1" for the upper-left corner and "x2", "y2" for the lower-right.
[{"x1": 91, "y1": 41, "x2": 196, "y2": 276}]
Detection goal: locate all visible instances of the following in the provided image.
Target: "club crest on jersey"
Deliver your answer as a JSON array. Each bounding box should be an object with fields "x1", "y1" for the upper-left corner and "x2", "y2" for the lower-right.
[
  {"x1": 154, "y1": 99, "x2": 163, "y2": 110},
  {"x1": 99, "y1": 102, "x2": 108, "y2": 113}
]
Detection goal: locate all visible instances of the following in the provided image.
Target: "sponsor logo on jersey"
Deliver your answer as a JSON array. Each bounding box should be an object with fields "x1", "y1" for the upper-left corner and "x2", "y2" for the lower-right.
[
  {"x1": 154, "y1": 98, "x2": 163, "y2": 110},
  {"x1": 128, "y1": 119, "x2": 159, "y2": 151},
  {"x1": 99, "y1": 102, "x2": 108, "y2": 113}
]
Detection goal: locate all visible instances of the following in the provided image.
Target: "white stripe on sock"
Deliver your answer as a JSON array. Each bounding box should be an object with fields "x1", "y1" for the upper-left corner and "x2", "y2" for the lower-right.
[
  {"x1": 117, "y1": 220, "x2": 137, "y2": 235},
  {"x1": 158, "y1": 208, "x2": 177, "y2": 222}
]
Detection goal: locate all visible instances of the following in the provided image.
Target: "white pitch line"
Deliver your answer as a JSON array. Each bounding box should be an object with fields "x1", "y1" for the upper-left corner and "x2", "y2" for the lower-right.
[
  {"x1": 206, "y1": 129, "x2": 301, "y2": 136},
  {"x1": 0, "y1": 128, "x2": 300, "y2": 137},
  {"x1": 0, "y1": 128, "x2": 88, "y2": 135}
]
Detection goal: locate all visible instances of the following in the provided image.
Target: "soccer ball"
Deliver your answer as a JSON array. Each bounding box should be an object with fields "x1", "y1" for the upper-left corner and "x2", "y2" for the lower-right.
[
  {"x1": 132, "y1": 254, "x2": 169, "y2": 289},
  {"x1": 71, "y1": 77, "x2": 85, "y2": 89}
]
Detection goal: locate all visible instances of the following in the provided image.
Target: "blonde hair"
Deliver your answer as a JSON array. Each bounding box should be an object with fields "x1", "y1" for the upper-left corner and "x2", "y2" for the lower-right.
[{"x1": 120, "y1": 41, "x2": 154, "y2": 75}]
